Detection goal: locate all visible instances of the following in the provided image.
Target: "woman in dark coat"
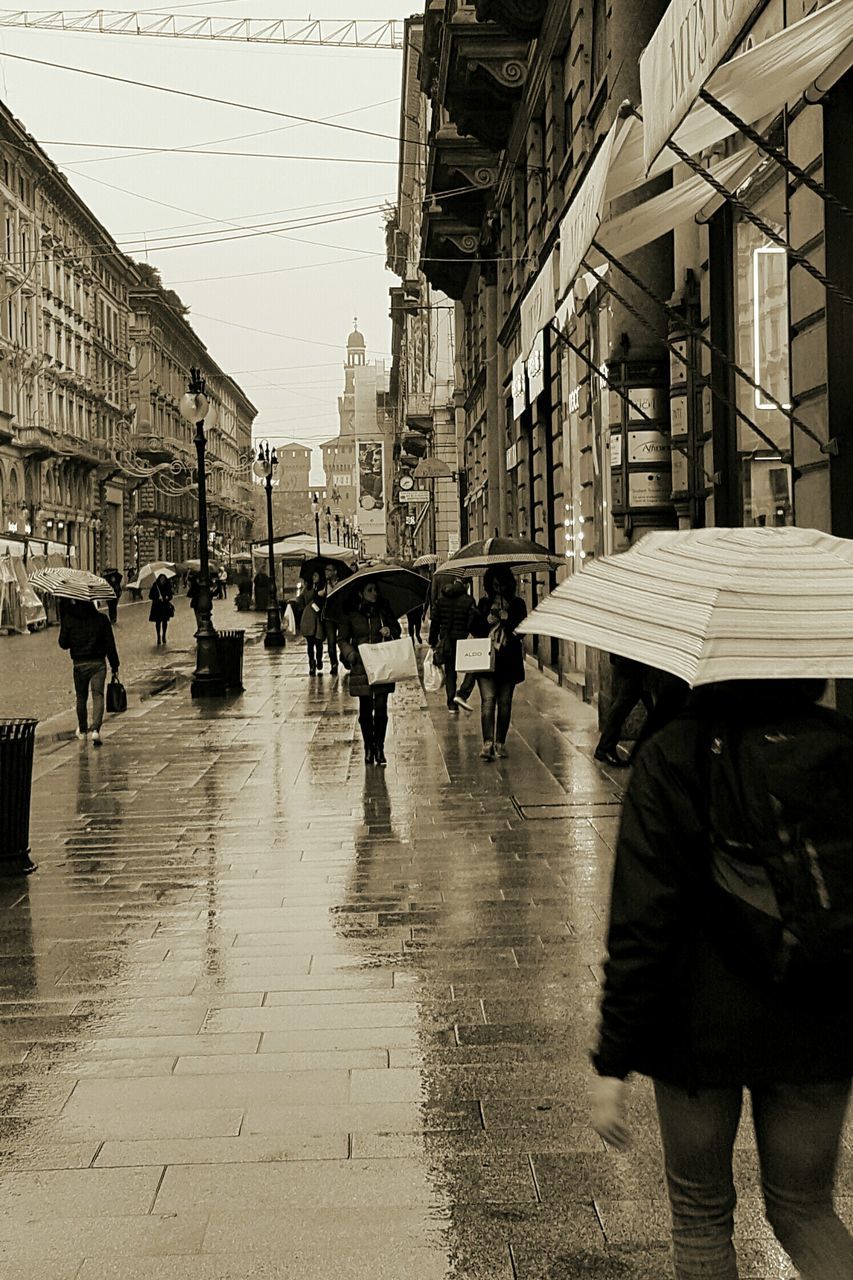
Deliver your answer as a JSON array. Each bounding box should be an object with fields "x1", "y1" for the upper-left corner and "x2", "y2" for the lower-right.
[
  {"x1": 337, "y1": 579, "x2": 402, "y2": 766},
  {"x1": 148, "y1": 572, "x2": 174, "y2": 645},
  {"x1": 299, "y1": 571, "x2": 326, "y2": 676},
  {"x1": 592, "y1": 679, "x2": 853, "y2": 1280},
  {"x1": 469, "y1": 567, "x2": 527, "y2": 761}
]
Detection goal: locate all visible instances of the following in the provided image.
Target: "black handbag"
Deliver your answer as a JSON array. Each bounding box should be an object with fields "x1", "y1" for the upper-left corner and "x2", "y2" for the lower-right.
[{"x1": 106, "y1": 674, "x2": 127, "y2": 714}]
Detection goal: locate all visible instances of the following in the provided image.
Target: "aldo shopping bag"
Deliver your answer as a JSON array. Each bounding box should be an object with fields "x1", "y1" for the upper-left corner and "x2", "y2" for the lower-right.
[
  {"x1": 106, "y1": 674, "x2": 128, "y2": 714},
  {"x1": 455, "y1": 637, "x2": 494, "y2": 674},
  {"x1": 360, "y1": 637, "x2": 419, "y2": 686}
]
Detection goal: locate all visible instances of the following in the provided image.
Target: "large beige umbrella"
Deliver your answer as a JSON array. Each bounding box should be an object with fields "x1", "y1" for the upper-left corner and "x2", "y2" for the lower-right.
[
  {"x1": 517, "y1": 526, "x2": 853, "y2": 687},
  {"x1": 28, "y1": 566, "x2": 116, "y2": 602}
]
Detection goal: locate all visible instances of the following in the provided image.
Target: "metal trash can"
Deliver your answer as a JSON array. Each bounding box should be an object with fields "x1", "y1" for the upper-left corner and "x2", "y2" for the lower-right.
[
  {"x1": 0, "y1": 719, "x2": 38, "y2": 874},
  {"x1": 215, "y1": 630, "x2": 245, "y2": 691}
]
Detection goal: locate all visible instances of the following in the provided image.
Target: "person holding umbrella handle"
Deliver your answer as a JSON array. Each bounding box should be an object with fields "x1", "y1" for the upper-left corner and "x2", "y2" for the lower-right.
[{"x1": 337, "y1": 579, "x2": 401, "y2": 766}]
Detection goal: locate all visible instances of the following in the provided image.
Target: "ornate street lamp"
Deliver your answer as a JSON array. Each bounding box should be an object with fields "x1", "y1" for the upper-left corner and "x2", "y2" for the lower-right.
[
  {"x1": 252, "y1": 442, "x2": 285, "y2": 650},
  {"x1": 180, "y1": 368, "x2": 226, "y2": 698},
  {"x1": 311, "y1": 492, "x2": 321, "y2": 556}
]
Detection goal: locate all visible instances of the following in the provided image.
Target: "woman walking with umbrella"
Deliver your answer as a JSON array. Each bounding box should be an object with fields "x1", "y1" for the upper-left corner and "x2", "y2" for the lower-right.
[
  {"x1": 300, "y1": 569, "x2": 327, "y2": 676},
  {"x1": 470, "y1": 567, "x2": 528, "y2": 761},
  {"x1": 337, "y1": 579, "x2": 401, "y2": 765},
  {"x1": 148, "y1": 572, "x2": 174, "y2": 646}
]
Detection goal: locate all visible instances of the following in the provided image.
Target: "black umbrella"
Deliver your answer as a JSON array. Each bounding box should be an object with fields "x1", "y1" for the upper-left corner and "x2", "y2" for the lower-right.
[
  {"x1": 437, "y1": 535, "x2": 562, "y2": 576},
  {"x1": 299, "y1": 555, "x2": 355, "y2": 583},
  {"x1": 323, "y1": 564, "x2": 429, "y2": 622}
]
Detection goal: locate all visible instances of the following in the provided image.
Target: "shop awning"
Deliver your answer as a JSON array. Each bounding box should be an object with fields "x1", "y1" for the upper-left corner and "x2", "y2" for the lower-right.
[
  {"x1": 520, "y1": 249, "x2": 558, "y2": 359},
  {"x1": 636, "y1": 0, "x2": 853, "y2": 178},
  {"x1": 591, "y1": 146, "x2": 755, "y2": 267},
  {"x1": 558, "y1": 117, "x2": 633, "y2": 300}
]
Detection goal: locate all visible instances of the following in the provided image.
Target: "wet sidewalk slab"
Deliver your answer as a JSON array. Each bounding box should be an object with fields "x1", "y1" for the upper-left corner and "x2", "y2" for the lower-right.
[{"x1": 0, "y1": 643, "x2": 847, "y2": 1278}]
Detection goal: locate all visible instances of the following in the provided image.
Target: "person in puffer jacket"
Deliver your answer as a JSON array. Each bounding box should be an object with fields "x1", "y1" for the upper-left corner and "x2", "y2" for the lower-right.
[{"x1": 427, "y1": 576, "x2": 476, "y2": 713}]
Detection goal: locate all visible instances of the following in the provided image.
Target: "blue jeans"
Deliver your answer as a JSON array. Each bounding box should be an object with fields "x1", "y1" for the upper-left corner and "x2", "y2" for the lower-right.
[
  {"x1": 476, "y1": 675, "x2": 515, "y2": 745},
  {"x1": 654, "y1": 1078, "x2": 853, "y2": 1279}
]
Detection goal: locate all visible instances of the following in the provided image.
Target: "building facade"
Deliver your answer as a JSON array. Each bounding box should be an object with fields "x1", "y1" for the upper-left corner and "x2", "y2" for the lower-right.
[
  {"x1": 386, "y1": 15, "x2": 461, "y2": 563},
  {"x1": 251, "y1": 440, "x2": 313, "y2": 542},
  {"x1": 419, "y1": 0, "x2": 853, "y2": 708},
  {"x1": 128, "y1": 269, "x2": 256, "y2": 570}
]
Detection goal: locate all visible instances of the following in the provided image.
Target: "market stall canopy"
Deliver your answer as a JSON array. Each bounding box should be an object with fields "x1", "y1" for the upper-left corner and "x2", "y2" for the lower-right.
[
  {"x1": 517, "y1": 526, "x2": 853, "y2": 688},
  {"x1": 254, "y1": 535, "x2": 357, "y2": 563}
]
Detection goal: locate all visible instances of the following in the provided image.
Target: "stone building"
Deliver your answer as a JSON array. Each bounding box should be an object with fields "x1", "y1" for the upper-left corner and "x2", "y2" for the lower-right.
[
  {"x1": 251, "y1": 440, "x2": 313, "y2": 542},
  {"x1": 386, "y1": 15, "x2": 461, "y2": 563},
  {"x1": 418, "y1": 0, "x2": 853, "y2": 707},
  {"x1": 128, "y1": 269, "x2": 256, "y2": 569},
  {"x1": 0, "y1": 100, "x2": 140, "y2": 572}
]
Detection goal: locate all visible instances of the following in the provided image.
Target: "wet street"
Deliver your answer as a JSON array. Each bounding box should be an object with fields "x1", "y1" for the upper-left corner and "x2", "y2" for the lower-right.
[{"x1": 0, "y1": 641, "x2": 847, "y2": 1278}]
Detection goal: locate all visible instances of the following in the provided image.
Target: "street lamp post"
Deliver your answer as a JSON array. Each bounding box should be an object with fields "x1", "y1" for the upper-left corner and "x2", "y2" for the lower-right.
[
  {"x1": 334, "y1": 513, "x2": 341, "y2": 545},
  {"x1": 311, "y1": 493, "x2": 321, "y2": 556},
  {"x1": 181, "y1": 368, "x2": 226, "y2": 698},
  {"x1": 252, "y1": 442, "x2": 286, "y2": 650}
]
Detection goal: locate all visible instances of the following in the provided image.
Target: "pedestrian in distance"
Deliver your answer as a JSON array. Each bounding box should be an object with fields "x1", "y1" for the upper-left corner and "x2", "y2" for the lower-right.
[
  {"x1": 102, "y1": 568, "x2": 123, "y2": 624},
  {"x1": 591, "y1": 677, "x2": 853, "y2": 1280},
  {"x1": 337, "y1": 578, "x2": 402, "y2": 767},
  {"x1": 594, "y1": 653, "x2": 655, "y2": 767},
  {"x1": 148, "y1": 573, "x2": 174, "y2": 645},
  {"x1": 58, "y1": 599, "x2": 120, "y2": 747},
  {"x1": 300, "y1": 570, "x2": 326, "y2": 675},
  {"x1": 469, "y1": 567, "x2": 527, "y2": 760},
  {"x1": 218, "y1": 567, "x2": 228, "y2": 600},
  {"x1": 253, "y1": 567, "x2": 270, "y2": 614},
  {"x1": 427, "y1": 575, "x2": 477, "y2": 714},
  {"x1": 186, "y1": 570, "x2": 200, "y2": 615},
  {"x1": 406, "y1": 603, "x2": 424, "y2": 645},
  {"x1": 323, "y1": 563, "x2": 342, "y2": 675}
]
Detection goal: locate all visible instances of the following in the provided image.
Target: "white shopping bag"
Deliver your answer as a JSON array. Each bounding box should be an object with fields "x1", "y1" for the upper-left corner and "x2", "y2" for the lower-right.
[
  {"x1": 360, "y1": 636, "x2": 418, "y2": 685},
  {"x1": 282, "y1": 603, "x2": 296, "y2": 633},
  {"x1": 422, "y1": 648, "x2": 445, "y2": 693},
  {"x1": 455, "y1": 637, "x2": 494, "y2": 673}
]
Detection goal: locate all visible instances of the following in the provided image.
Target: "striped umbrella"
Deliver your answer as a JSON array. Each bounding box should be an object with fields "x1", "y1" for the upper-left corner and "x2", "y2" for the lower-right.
[
  {"x1": 413, "y1": 554, "x2": 438, "y2": 569},
  {"x1": 29, "y1": 567, "x2": 116, "y2": 602},
  {"x1": 516, "y1": 526, "x2": 853, "y2": 687},
  {"x1": 437, "y1": 536, "x2": 563, "y2": 577}
]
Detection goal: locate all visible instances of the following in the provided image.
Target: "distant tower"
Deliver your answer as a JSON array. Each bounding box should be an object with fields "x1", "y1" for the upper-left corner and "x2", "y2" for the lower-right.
[{"x1": 347, "y1": 317, "x2": 366, "y2": 368}]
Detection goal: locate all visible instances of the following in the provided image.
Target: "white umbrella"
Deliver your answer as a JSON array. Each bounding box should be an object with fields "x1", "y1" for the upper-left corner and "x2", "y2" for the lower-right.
[
  {"x1": 517, "y1": 526, "x2": 853, "y2": 688},
  {"x1": 135, "y1": 562, "x2": 177, "y2": 590},
  {"x1": 29, "y1": 566, "x2": 116, "y2": 602}
]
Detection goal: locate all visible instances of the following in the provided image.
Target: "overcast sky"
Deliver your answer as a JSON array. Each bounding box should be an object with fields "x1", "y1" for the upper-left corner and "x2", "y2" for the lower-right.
[{"x1": 0, "y1": 3, "x2": 414, "y2": 481}]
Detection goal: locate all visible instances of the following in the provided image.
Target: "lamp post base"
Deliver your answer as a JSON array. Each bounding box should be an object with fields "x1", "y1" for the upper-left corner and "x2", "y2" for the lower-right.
[
  {"x1": 191, "y1": 672, "x2": 227, "y2": 698},
  {"x1": 264, "y1": 630, "x2": 286, "y2": 649}
]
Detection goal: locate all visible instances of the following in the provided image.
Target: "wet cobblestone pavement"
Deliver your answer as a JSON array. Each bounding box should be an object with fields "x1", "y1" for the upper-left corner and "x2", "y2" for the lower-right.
[{"x1": 1, "y1": 641, "x2": 847, "y2": 1277}]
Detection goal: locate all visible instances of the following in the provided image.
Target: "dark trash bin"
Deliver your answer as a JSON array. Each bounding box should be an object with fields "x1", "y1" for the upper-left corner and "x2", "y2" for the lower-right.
[
  {"x1": 0, "y1": 719, "x2": 38, "y2": 874},
  {"x1": 215, "y1": 630, "x2": 245, "y2": 691}
]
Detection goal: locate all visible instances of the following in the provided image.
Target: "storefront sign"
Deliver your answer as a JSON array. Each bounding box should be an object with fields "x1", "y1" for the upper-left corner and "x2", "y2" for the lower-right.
[
  {"x1": 527, "y1": 330, "x2": 546, "y2": 403},
  {"x1": 670, "y1": 394, "x2": 688, "y2": 434},
  {"x1": 610, "y1": 432, "x2": 623, "y2": 468},
  {"x1": 511, "y1": 356, "x2": 527, "y2": 421},
  {"x1": 627, "y1": 386, "x2": 667, "y2": 424},
  {"x1": 559, "y1": 122, "x2": 619, "y2": 299},
  {"x1": 629, "y1": 470, "x2": 673, "y2": 508},
  {"x1": 506, "y1": 441, "x2": 520, "y2": 472},
  {"x1": 628, "y1": 430, "x2": 671, "y2": 463},
  {"x1": 671, "y1": 443, "x2": 690, "y2": 494},
  {"x1": 640, "y1": 0, "x2": 761, "y2": 172},
  {"x1": 520, "y1": 251, "x2": 558, "y2": 359},
  {"x1": 399, "y1": 490, "x2": 429, "y2": 504}
]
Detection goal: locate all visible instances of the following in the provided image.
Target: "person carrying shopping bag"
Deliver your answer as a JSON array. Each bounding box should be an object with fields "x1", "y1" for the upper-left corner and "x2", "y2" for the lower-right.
[
  {"x1": 469, "y1": 567, "x2": 527, "y2": 761},
  {"x1": 337, "y1": 579, "x2": 402, "y2": 766},
  {"x1": 148, "y1": 573, "x2": 174, "y2": 646},
  {"x1": 59, "y1": 600, "x2": 120, "y2": 747},
  {"x1": 300, "y1": 570, "x2": 326, "y2": 675},
  {"x1": 427, "y1": 576, "x2": 477, "y2": 714}
]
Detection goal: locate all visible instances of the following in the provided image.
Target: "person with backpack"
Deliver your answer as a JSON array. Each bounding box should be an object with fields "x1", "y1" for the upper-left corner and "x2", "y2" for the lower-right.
[{"x1": 591, "y1": 677, "x2": 853, "y2": 1280}]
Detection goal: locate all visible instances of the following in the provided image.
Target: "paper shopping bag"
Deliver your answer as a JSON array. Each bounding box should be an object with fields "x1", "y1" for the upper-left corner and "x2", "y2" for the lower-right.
[
  {"x1": 359, "y1": 637, "x2": 418, "y2": 685},
  {"x1": 455, "y1": 637, "x2": 494, "y2": 673}
]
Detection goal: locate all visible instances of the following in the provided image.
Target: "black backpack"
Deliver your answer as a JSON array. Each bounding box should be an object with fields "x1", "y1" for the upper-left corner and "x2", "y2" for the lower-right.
[{"x1": 706, "y1": 706, "x2": 853, "y2": 983}]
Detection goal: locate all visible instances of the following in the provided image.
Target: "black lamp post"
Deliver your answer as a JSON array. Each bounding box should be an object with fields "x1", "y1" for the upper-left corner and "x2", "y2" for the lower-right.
[
  {"x1": 181, "y1": 367, "x2": 226, "y2": 698},
  {"x1": 311, "y1": 493, "x2": 321, "y2": 556},
  {"x1": 252, "y1": 442, "x2": 286, "y2": 650}
]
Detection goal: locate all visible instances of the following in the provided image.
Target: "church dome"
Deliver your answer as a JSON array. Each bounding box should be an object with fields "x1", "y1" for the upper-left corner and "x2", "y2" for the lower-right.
[{"x1": 347, "y1": 320, "x2": 365, "y2": 350}]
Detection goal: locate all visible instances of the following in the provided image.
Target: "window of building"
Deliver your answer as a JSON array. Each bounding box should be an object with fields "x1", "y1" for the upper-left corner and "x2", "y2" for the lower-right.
[
  {"x1": 590, "y1": 0, "x2": 608, "y2": 96},
  {"x1": 733, "y1": 168, "x2": 793, "y2": 527}
]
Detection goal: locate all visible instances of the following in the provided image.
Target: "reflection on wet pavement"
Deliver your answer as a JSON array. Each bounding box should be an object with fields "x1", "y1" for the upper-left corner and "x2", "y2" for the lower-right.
[{"x1": 0, "y1": 642, "x2": 837, "y2": 1277}]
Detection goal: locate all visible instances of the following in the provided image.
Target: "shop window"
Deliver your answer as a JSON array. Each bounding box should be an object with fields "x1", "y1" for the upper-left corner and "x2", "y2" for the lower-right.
[{"x1": 733, "y1": 172, "x2": 793, "y2": 527}]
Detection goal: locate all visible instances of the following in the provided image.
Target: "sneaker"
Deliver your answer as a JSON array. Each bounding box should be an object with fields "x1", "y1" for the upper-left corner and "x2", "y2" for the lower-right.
[
  {"x1": 479, "y1": 742, "x2": 495, "y2": 761},
  {"x1": 447, "y1": 704, "x2": 459, "y2": 714},
  {"x1": 375, "y1": 748, "x2": 387, "y2": 766},
  {"x1": 594, "y1": 748, "x2": 627, "y2": 768},
  {"x1": 91, "y1": 730, "x2": 102, "y2": 747},
  {"x1": 75, "y1": 729, "x2": 87, "y2": 742},
  {"x1": 495, "y1": 743, "x2": 508, "y2": 758},
  {"x1": 454, "y1": 696, "x2": 474, "y2": 713}
]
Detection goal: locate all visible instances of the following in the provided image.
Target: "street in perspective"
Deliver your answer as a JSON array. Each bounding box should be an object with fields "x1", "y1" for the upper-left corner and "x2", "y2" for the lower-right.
[{"x1": 2, "y1": 0, "x2": 853, "y2": 1277}]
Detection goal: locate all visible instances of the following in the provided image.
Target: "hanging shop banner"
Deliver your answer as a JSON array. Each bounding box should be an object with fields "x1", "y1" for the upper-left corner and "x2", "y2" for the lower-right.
[
  {"x1": 527, "y1": 330, "x2": 546, "y2": 403},
  {"x1": 511, "y1": 355, "x2": 527, "y2": 421},
  {"x1": 639, "y1": 0, "x2": 761, "y2": 173},
  {"x1": 356, "y1": 440, "x2": 386, "y2": 536},
  {"x1": 520, "y1": 250, "x2": 558, "y2": 360},
  {"x1": 559, "y1": 119, "x2": 633, "y2": 301}
]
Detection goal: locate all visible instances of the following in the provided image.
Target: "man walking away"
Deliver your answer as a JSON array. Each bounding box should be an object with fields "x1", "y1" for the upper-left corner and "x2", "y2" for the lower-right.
[
  {"x1": 594, "y1": 654, "x2": 654, "y2": 767},
  {"x1": 103, "y1": 569, "x2": 123, "y2": 624},
  {"x1": 59, "y1": 600, "x2": 120, "y2": 747},
  {"x1": 324, "y1": 563, "x2": 342, "y2": 675},
  {"x1": 428, "y1": 576, "x2": 476, "y2": 714}
]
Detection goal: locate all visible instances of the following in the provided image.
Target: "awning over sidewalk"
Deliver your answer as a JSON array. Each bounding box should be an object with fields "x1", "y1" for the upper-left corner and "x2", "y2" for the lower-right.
[
  {"x1": 558, "y1": 117, "x2": 633, "y2": 300},
  {"x1": 637, "y1": 0, "x2": 853, "y2": 177}
]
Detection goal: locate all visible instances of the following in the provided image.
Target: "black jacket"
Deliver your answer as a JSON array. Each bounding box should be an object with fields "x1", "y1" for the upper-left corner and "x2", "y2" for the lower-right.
[
  {"x1": 428, "y1": 581, "x2": 475, "y2": 649},
  {"x1": 59, "y1": 608, "x2": 119, "y2": 669},
  {"x1": 337, "y1": 604, "x2": 401, "y2": 697},
  {"x1": 594, "y1": 696, "x2": 853, "y2": 1088},
  {"x1": 469, "y1": 593, "x2": 527, "y2": 685}
]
